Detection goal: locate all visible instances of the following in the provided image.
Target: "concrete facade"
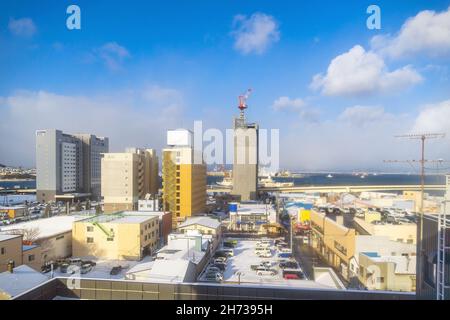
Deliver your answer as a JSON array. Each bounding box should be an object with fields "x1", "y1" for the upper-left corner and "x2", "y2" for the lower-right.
[
  {"x1": 36, "y1": 129, "x2": 108, "y2": 202},
  {"x1": 0, "y1": 235, "x2": 22, "y2": 272},
  {"x1": 101, "y1": 148, "x2": 159, "y2": 213},
  {"x1": 232, "y1": 117, "x2": 259, "y2": 201}
]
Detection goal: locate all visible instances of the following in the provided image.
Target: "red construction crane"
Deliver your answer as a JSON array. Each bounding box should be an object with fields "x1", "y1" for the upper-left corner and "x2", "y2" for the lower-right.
[{"x1": 238, "y1": 88, "x2": 252, "y2": 111}]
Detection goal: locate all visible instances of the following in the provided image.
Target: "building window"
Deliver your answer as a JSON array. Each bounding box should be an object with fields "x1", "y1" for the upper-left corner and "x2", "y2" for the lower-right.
[
  {"x1": 377, "y1": 277, "x2": 385, "y2": 283},
  {"x1": 145, "y1": 235, "x2": 148, "y2": 241},
  {"x1": 87, "y1": 226, "x2": 94, "y2": 232},
  {"x1": 28, "y1": 255, "x2": 35, "y2": 262},
  {"x1": 107, "y1": 237, "x2": 114, "y2": 242},
  {"x1": 87, "y1": 237, "x2": 94, "y2": 243},
  {"x1": 1, "y1": 247, "x2": 5, "y2": 255}
]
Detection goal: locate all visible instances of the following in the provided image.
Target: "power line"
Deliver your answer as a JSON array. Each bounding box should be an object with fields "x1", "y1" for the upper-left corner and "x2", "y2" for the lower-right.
[{"x1": 385, "y1": 132, "x2": 445, "y2": 291}]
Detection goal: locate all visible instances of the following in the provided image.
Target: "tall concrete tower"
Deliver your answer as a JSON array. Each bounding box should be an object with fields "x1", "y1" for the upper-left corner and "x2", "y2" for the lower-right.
[{"x1": 232, "y1": 89, "x2": 259, "y2": 201}]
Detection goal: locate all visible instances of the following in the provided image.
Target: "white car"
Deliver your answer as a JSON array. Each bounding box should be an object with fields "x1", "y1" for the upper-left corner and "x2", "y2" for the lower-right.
[
  {"x1": 207, "y1": 266, "x2": 223, "y2": 274},
  {"x1": 257, "y1": 251, "x2": 272, "y2": 258},
  {"x1": 256, "y1": 267, "x2": 277, "y2": 276}
]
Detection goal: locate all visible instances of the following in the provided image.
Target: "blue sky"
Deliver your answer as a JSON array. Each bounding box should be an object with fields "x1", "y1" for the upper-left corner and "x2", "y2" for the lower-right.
[{"x1": 1, "y1": 0, "x2": 450, "y2": 171}]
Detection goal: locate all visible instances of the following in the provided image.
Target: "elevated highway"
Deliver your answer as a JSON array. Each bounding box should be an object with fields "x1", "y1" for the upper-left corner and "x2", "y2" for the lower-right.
[{"x1": 208, "y1": 184, "x2": 446, "y2": 194}]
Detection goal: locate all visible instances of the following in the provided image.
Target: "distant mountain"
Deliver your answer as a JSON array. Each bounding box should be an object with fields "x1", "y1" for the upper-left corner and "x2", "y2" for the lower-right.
[{"x1": 0, "y1": 163, "x2": 6, "y2": 168}]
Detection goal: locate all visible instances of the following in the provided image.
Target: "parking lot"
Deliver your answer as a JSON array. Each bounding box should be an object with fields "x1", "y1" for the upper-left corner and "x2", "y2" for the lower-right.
[{"x1": 197, "y1": 238, "x2": 341, "y2": 288}]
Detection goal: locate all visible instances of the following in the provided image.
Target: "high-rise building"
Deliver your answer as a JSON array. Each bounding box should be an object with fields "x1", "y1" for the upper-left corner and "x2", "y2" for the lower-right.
[
  {"x1": 162, "y1": 129, "x2": 206, "y2": 227},
  {"x1": 101, "y1": 148, "x2": 159, "y2": 213},
  {"x1": 232, "y1": 110, "x2": 259, "y2": 201},
  {"x1": 36, "y1": 129, "x2": 109, "y2": 202}
]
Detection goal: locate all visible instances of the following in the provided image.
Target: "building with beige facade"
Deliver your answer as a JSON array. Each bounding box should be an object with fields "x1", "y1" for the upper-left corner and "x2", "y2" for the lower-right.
[
  {"x1": 353, "y1": 216, "x2": 417, "y2": 244},
  {"x1": 0, "y1": 234, "x2": 22, "y2": 273},
  {"x1": 101, "y1": 148, "x2": 159, "y2": 213},
  {"x1": 0, "y1": 235, "x2": 42, "y2": 272},
  {"x1": 308, "y1": 210, "x2": 417, "y2": 290},
  {"x1": 358, "y1": 251, "x2": 416, "y2": 292},
  {"x1": 162, "y1": 130, "x2": 206, "y2": 228},
  {"x1": 72, "y1": 212, "x2": 159, "y2": 260}
]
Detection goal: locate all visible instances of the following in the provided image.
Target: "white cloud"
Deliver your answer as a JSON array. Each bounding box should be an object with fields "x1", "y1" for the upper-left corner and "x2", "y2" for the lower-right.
[
  {"x1": 231, "y1": 13, "x2": 280, "y2": 55},
  {"x1": 272, "y1": 96, "x2": 306, "y2": 111},
  {"x1": 272, "y1": 96, "x2": 320, "y2": 121},
  {"x1": 371, "y1": 6, "x2": 450, "y2": 58},
  {"x1": 412, "y1": 99, "x2": 450, "y2": 134},
  {"x1": 8, "y1": 18, "x2": 37, "y2": 37},
  {"x1": 0, "y1": 87, "x2": 184, "y2": 167},
  {"x1": 338, "y1": 105, "x2": 393, "y2": 127},
  {"x1": 94, "y1": 42, "x2": 130, "y2": 71},
  {"x1": 310, "y1": 45, "x2": 422, "y2": 97}
]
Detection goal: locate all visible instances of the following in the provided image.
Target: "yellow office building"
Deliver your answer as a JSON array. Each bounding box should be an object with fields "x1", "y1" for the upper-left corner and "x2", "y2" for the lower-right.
[{"x1": 162, "y1": 130, "x2": 206, "y2": 227}]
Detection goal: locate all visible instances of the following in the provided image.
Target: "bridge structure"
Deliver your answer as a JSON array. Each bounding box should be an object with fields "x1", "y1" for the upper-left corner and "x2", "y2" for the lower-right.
[
  {"x1": 208, "y1": 184, "x2": 446, "y2": 194},
  {"x1": 1, "y1": 184, "x2": 446, "y2": 195}
]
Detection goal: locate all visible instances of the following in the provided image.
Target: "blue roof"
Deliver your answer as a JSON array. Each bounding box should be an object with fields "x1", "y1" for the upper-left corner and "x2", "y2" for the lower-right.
[
  {"x1": 22, "y1": 245, "x2": 39, "y2": 251},
  {"x1": 362, "y1": 252, "x2": 380, "y2": 258}
]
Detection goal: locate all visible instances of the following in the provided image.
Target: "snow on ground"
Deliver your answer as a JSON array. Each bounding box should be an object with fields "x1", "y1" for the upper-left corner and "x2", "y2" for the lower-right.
[
  {"x1": 51, "y1": 256, "x2": 154, "y2": 281},
  {"x1": 217, "y1": 239, "x2": 340, "y2": 289}
]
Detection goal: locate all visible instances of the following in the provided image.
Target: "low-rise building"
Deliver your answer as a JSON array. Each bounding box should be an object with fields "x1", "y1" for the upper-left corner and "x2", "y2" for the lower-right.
[
  {"x1": 0, "y1": 234, "x2": 22, "y2": 272},
  {"x1": 1, "y1": 215, "x2": 90, "y2": 264},
  {"x1": 228, "y1": 202, "x2": 277, "y2": 233},
  {"x1": 309, "y1": 210, "x2": 417, "y2": 287},
  {"x1": 72, "y1": 213, "x2": 159, "y2": 260},
  {"x1": 358, "y1": 252, "x2": 416, "y2": 292},
  {"x1": 0, "y1": 265, "x2": 49, "y2": 300},
  {"x1": 177, "y1": 216, "x2": 221, "y2": 237},
  {"x1": 353, "y1": 217, "x2": 417, "y2": 244},
  {"x1": 0, "y1": 206, "x2": 27, "y2": 219}
]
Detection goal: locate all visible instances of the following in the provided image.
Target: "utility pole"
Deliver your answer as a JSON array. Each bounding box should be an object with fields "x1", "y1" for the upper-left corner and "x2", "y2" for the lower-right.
[{"x1": 385, "y1": 132, "x2": 445, "y2": 289}]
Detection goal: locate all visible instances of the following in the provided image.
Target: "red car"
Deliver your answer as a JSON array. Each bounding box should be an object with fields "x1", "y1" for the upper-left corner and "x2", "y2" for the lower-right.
[{"x1": 284, "y1": 273, "x2": 300, "y2": 280}]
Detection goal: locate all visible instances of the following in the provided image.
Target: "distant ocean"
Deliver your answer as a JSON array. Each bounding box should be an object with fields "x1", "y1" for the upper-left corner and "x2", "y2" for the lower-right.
[
  {"x1": 207, "y1": 173, "x2": 445, "y2": 187},
  {"x1": 0, "y1": 173, "x2": 446, "y2": 197}
]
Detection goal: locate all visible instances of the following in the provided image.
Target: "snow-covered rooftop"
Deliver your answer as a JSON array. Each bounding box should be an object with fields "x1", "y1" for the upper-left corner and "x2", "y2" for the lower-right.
[
  {"x1": 178, "y1": 216, "x2": 221, "y2": 229},
  {"x1": 0, "y1": 234, "x2": 21, "y2": 242},
  {"x1": 0, "y1": 265, "x2": 50, "y2": 298},
  {"x1": 0, "y1": 215, "x2": 91, "y2": 239}
]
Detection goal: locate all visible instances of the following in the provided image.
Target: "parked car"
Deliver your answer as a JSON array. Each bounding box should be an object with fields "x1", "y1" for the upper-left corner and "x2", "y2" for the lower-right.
[
  {"x1": 283, "y1": 269, "x2": 305, "y2": 280},
  {"x1": 81, "y1": 260, "x2": 97, "y2": 267},
  {"x1": 110, "y1": 266, "x2": 122, "y2": 275},
  {"x1": 256, "y1": 266, "x2": 277, "y2": 276},
  {"x1": 41, "y1": 261, "x2": 58, "y2": 273},
  {"x1": 206, "y1": 266, "x2": 223, "y2": 274},
  {"x1": 257, "y1": 251, "x2": 272, "y2": 258},
  {"x1": 279, "y1": 261, "x2": 300, "y2": 270},
  {"x1": 221, "y1": 249, "x2": 234, "y2": 257},
  {"x1": 214, "y1": 251, "x2": 228, "y2": 258},
  {"x1": 213, "y1": 257, "x2": 227, "y2": 264},
  {"x1": 205, "y1": 272, "x2": 223, "y2": 282},
  {"x1": 278, "y1": 252, "x2": 293, "y2": 259},
  {"x1": 80, "y1": 263, "x2": 93, "y2": 274},
  {"x1": 59, "y1": 263, "x2": 70, "y2": 273},
  {"x1": 211, "y1": 263, "x2": 226, "y2": 271},
  {"x1": 283, "y1": 273, "x2": 300, "y2": 280}
]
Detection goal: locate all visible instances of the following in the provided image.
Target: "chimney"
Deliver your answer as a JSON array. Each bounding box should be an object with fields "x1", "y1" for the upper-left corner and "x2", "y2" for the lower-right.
[{"x1": 7, "y1": 260, "x2": 15, "y2": 273}]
